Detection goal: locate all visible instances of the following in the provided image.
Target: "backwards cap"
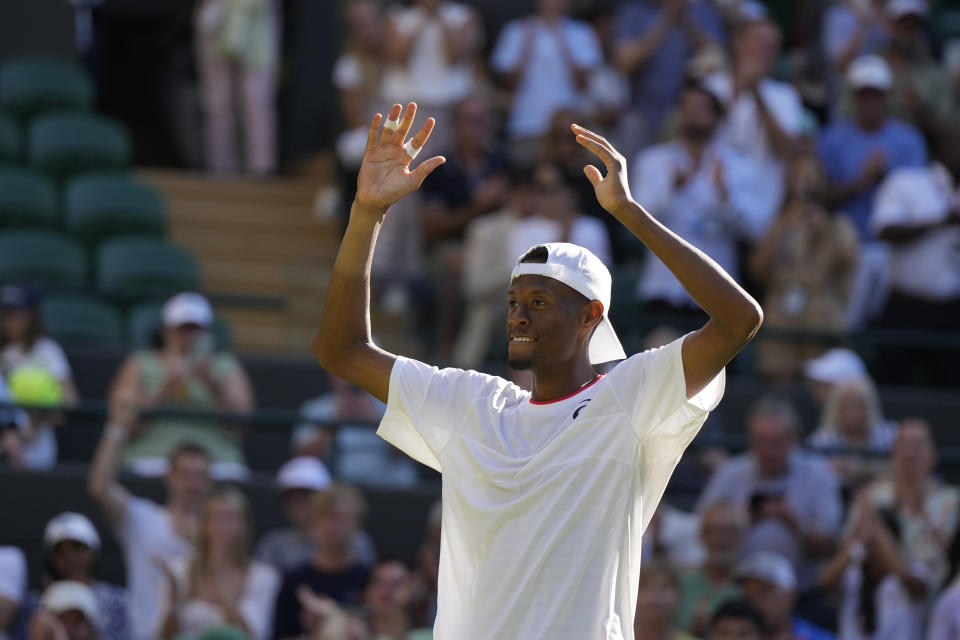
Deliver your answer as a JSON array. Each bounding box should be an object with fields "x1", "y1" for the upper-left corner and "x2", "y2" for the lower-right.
[{"x1": 510, "y1": 243, "x2": 626, "y2": 365}]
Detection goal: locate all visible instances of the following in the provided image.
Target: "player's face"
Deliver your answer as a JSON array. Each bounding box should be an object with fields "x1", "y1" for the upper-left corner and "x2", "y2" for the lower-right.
[
  {"x1": 506, "y1": 275, "x2": 588, "y2": 371},
  {"x1": 710, "y1": 618, "x2": 764, "y2": 640}
]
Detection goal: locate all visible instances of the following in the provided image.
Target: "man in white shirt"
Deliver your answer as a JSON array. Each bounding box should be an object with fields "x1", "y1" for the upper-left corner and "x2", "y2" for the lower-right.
[
  {"x1": 87, "y1": 400, "x2": 211, "y2": 640},
  {"x1": 314, "y1": 102, "x2": 762, "y2": 639},
  {"x1": 0, "y1": 546, "x2": 26, "y2": 640}
]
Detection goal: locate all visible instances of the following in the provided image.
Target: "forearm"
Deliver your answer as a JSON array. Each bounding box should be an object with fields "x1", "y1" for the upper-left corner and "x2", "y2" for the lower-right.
[
  {"x1": 615, "y1": 17, "x2": 673, "y2": 72},
  {"x1": 88, "y1": 424, "x2": 125, "y2": 499}
]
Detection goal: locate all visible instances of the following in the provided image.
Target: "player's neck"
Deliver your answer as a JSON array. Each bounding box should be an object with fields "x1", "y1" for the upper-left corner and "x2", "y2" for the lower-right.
[{"x1": 529, "y1": 358, "x2": 598, "y2": 403}]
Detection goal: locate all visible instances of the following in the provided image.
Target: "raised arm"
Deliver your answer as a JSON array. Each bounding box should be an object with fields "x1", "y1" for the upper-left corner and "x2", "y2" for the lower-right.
[
  {"x1": 572, "y1": 124, "x2": 762, "y2": 398},
  {"x1": 87, "y1": 392, "x2": 137, "y2": 527},
  {"x1": 312, "y1": 103, "x2": 445, "y2": 403}
]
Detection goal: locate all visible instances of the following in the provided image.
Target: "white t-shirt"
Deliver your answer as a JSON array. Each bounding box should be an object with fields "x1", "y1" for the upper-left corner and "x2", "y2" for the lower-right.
[
  {"x1": 378, "y1": 335, "x2": 724, "y2": 639},
  {"x1": 115, "y1": 497, "x2": 193, "y2": 640},
  {"x1": 0, "y1": 546, "x2": 26, "y2": 640},
  {"x1": 839, "y1": 562, "x2": 930, "y2": 640},
  {"x1": 928, "y1": 580, "x2": 960, "y2": 640},
  {"x1": 0, "y1": 337, "x2": 72, "y2": 380}
]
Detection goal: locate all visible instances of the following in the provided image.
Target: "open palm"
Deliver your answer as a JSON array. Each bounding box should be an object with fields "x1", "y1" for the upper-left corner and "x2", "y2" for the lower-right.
[
  {"x1": 355, "y1": 102, "x2": 446, "y2": 209},
  {"x1": 571, "y1": 123, "x2": 636, "y2": 216}
]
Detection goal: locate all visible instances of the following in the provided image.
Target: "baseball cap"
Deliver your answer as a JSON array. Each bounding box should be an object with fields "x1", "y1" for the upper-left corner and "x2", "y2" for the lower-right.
[
  {"x1": 510, "y1": 243, "x2": 626, "y2": 365},
  {"x1": 276, "y1": 456, "x2": 333, "y2": 492},
  {"x1": 163, "y1": 292, "x2": 213, "y2": 328},
  {"x1": 887, "y1": 0, "x2": 929, "y2": 20},
  {"x1": 846, "y1": 55, "x2": 893, "y2": 92},
  {"x1": 803, "y1": 348, "x2": 867, "y2": 384},
  {"x1": 40, "y1": 581, "x2": 100, "y2": 627},
  {"x1": 44, "y1": 512, "x2": 101, "y2": 550},
  {"x1": 8, "y1": 366, "x2": 63, "y2": 408},
  {"x1": 735, "y1": 551, "x2": 797, "y2": 591},
  {"x1": 0, "y1": 283, "x2": 39, "y2": 309}
]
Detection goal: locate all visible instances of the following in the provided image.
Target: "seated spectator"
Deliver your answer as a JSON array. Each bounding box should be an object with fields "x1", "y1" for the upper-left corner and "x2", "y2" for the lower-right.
[
  {"x1": 613, "y1": 0, "x2": 726, "y2": 153},
  {"x1": 632, "y1": 78, "x2": 779, "y2": 314},
  {"x1": 4, "y1": 366, "x2": 64, "y2": 469},
  {"x1": 870, "y1": 126, "x2": 960, "y2": 387},
  {"x1": 807, "y1": 377, "x2": 895, "y2": 495},
  {"x1": 927, "y1": 527, "x2": 960, "y2": 640},
  {"x1": 677, "y1": 501, "x2": 746, "y2": 637},
  {"x1": 364, "y1": 558, "x2": 431, "y2": 640},
  {"x1": 159, "y1": 486, "x2": 279, "y2": 640},
  {"x1": 408, "y1": 501, "x2": 441, "y2": 629},
  {"x1": 87, "y1": 397, "x2": 212, "y2": 640},
  {"x1": 380, "y1": 0, "x2": 483, "y2": 153},
  {"x1": 26, "y1": 582, "x2": 99, "y2": 640},
  {"x1": 802, "y1": 348, "x2": 868, "y2": 412},
  {"x1": 0, "y1": 546, "x2": 26, "y2": 640},
  {"x1": 819, "y1": 496, "x2": 928, "y2": 640},
  {"x1": 109, "y1": 292, "x2": 254, "y2": 479},
  {"x1": 256, "y1": 457, "x2": 376, "y2": 575},
  {"x1": 491, "y1": 0, "x2": 602, "y2": 167},
  {"x1": 296, "y1": 376, "x2": 417, "y2": 488},
  {"x1": 736, "y1": 552, "x2": 835, "y2": 640},
  {"x1": 697, "y1": 397, "x2": 842, "y2": 591},
  {"x1": 706, "y1": 599, "x2": 765, "y2": 640},
  {"x1": 749, "y1": 154, "x2": 859, "y2": 382},
  {"x1": 633, "y1": 563, "x2": 698, "y2": 640},
  {"x1": 847, "y1": 418, "x2": 960, "y2": 589},
  {"x1": 272, "y1": 485, "x2": 371, "y2": 640},
  {"x1": 642, "y1": 502, "x2": 705, "y2": 572},
  {"x1": 13, "y1": 513, "x2": 127, "y2": 640}
]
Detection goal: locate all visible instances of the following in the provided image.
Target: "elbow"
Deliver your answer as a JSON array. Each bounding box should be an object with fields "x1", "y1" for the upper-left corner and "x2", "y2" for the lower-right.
[{"x1": 735, "y1": 299, "x2": 764, "y2": 342}]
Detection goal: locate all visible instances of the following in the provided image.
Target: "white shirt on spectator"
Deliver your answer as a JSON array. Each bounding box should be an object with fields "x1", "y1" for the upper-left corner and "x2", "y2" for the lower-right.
[
  {"x1": 380, "y1": 2, "x2": 478, "y2": 105},
  {"x1": 115, "y1": 497, "x2": 193, "y2": 640},
  {"x1": 870, "y1": 164, "x2": 960, "y2": 300},
  {"x1": 0, "y1": 337, "x2": 72, "y2": 381},
  {"x1": 491, "y1": 16, "x2": 602, "y2": 139},
  {"x1": 631, "y1": 139, "x2": 780, "y2": 307},
  {"x1": 0, "y1": 546, "x2": 26, "y2": 640},
  {"x1": 927, "y1": 578, "x2": 960, "y2": 640},
  {"x1": 377, "y1": 335, "x2": 725, "y2": 639},
  {"x1": 839, "y1": 561, "x2": 930, "y2": 640}
]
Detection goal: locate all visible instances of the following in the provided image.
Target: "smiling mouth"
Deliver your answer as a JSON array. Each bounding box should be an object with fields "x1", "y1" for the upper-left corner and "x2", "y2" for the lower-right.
[{"x1": 511, "y1": 337, "x2": 536, "y2": 342}]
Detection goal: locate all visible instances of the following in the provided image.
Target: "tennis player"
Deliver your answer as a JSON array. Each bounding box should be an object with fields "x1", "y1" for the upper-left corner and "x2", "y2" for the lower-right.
[{"x1": 314, "y1": 102, "x2": 763, "y2": 639}]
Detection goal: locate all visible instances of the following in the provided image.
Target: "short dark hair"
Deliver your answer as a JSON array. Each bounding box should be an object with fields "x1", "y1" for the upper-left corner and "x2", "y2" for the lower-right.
[
  {"x1": 168, "y1": 442, "x2": 212, "y2": 467},
  {"x1": 682, "y1": 77, "x2": 725, "y2": 116},
  {"x1": 711, "y1": 599, "x2": 766, "y2": 633},
  {"x1": 519, "y1": 245, "x2": 549, "y2": 264}
]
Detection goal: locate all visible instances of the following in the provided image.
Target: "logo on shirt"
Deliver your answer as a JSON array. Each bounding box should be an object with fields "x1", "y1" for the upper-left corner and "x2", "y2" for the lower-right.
[{"x1": 573, "y1": 399, "x2": 592, "y2": 420}]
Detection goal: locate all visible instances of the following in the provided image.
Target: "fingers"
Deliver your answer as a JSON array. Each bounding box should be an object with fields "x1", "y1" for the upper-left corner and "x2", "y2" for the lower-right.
[
  {"x1": 382, "y1": 104, "x2": 402, "y2": 136},
  {"x1": 402, "y1": 116, "x2": 436, "y2": 163},
  {"x1": 365, "y1": 113, "x2": 383, "y2": 151},
  {"x1": 411, "y1": 155, "x2": 447, "y2": 186},
  {"x1": 575, "y1": 133, "x2": 617, "y2": 168},
  {"x1": 583, "y1": 164, "x2": 603, "y2": 187},
  {"x1": 391, "y1": 101, "x2": 418, "y2": 144}
]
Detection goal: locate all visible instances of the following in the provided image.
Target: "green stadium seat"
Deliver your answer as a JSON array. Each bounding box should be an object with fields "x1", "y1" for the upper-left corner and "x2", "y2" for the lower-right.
[
  {"x1": 0, "y1": 168, "x2": 58, "y2": 229},
  {"x1": 97, "y1": 237, "x2": 200, "y2": 298},
  {"x1": 65, "y1": 174, "x2": 165, "y2": 246},
  {"x1": 28, "y1": 113, "x2": 130, "y2": 178},
  {"x1": 0, "y1": 112, "x2": 19, "y2": 163},
  {"x1": 0, "y1": 57, "x2": 94, "y2": 119},
  {"x1": 41, "y1": 293, "x2": 123, "y2": 346},
  {"x1": 128, "y1": 300, "x2": 233, "y2": 350},
  {"x1": 0, "y1": 230, "x2": 87, "y2": 286}
]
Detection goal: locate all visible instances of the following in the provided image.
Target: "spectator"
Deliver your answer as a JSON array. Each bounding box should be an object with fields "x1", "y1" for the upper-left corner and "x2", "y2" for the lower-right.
[
  {"x1": 13, "y1": 513, "x2": 127, "y2": 640},
  {"x1": 706, "y1": 599, "x2": 765, "y2": 640},
  {"x1": 819, "y1": 496, "x2": 928, "y2": 640},
  {"x1": 749, "y1": 154, "x2": 859, "y2": 382},
  {"x1": 294, "y1": 589, "x2": 372, "y2": 640},
  {"x1": 802, "y1": 348, "x2": 868, "y2": 412},
  {"x1": 491, "y1": 0, "x2": 603, "y2": 167},
  {"x1": 614, "y1": 0, "x2": 726, "y2": 152},
  {"x1": 408, "y1": 501, "x2": 441, "y2": 629},
  {"x1": 927, "y1": 527, "x2": 960, "y2": 640},
  {"x1": 642, "y1": 502, "x2": 705, "y2": 572},
  {"x1": 807, "y1": 377, "x2": 895, "y2": 495},
  {"x1": 631, "y1": 78, "x2": 779, "y2": 315},
  {"x1": 736, "y1": 552, "x2": 834, "y2": 640},
  {"x1": 0, "y1": 373, "x2": 23, "y2": 468},
  {"x1": 822, "y1": 0, "x2": 889, "y2": 83},
  {"x1": 193, "y1": 0, "x2": 280, "y2": 174},
  {"x1": 87, "y1": 397, "x2": 212, "y2": 640},
  {"x1": 380, "y1": 0, "x2": 483, "y2": 154},
  {"x1": 676, "y1": 501, "x2": 746, "y2": 637},
  {"x1": 109, "y1": 292, "x2": 254, "y2": 480},
  {"x1": 4, "y1": 366, "x2": 64, "y2": 470},
  {"x1": 697, "y1": 397, "x2": 842, "y2": 590},
  {"x1": 848, "y1": 418, "x2": 960, "y2": 589},
  {"x1": 364, "y1": 559, "x2": 431, "y2": 640},
  {"x1": 578, "y1": 5, "x2": 631, "y2": 144},
  {"x1": 272, "y1": 486, "x2": 371, "y2": 640},
  {"x1": 633, "y1": 563, "x2": 698, "y2": 640},
  {"x1": 296, "y1": 376, "x2": 417, "y2": 489},
  {"x1": 0, "y1": 284, "x2": 78, "y2": 404},
  {"x1": 26, "y1": 582, "x2": 99, "y2": 640},
  {"x1": 0, "y1": 546, "x2": 26, "y2": 640},
  {"x1": 256, "y1": 457, "x2": 376, "y2": 575},
  {"x1": 159, "y1": 486, "x2": 279, "y2": 640},
  {"x1": 869, "y1": 126, "x2": 960, "y2": 387}
]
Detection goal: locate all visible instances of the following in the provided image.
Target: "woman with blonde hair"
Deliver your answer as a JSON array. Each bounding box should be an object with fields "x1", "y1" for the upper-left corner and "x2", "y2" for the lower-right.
[{"x1": 159, "y1": 485, "x2": 279, "y2": 639}]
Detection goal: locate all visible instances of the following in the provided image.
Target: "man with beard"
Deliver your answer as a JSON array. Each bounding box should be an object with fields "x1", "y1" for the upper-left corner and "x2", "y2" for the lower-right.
[
  {"x1": 631, "y1": 78, "x2": 779, "y2": 317},
  {"x1": 314, "y1": 101, "x2": 762, "y2": 639}
]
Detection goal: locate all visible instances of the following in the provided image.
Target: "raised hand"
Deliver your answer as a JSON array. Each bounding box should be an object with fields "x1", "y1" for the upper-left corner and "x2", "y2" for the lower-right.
[
  {"x1": 572, "y1": 123, "x2": 636, "y2": 217},
  {"x1": 355, "y1": 102, "x2": 446, "y2": 210}
]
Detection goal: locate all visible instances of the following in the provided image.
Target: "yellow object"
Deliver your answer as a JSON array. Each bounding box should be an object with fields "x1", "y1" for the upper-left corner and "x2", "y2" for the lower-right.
[{"x1": 7, "y1": 365, "x2": 62, "y2": 407}]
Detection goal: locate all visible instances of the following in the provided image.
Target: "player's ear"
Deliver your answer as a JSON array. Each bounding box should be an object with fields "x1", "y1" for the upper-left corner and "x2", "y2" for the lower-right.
[{"x1": 582, "y1": 301, "x2": 603, "y2": 328}]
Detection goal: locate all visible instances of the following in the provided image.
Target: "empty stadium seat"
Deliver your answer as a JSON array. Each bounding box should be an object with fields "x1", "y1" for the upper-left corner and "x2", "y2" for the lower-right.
[
  {"x1": 0, "y1": 112, "x2": 19, "y2": 163},
  {"x1": 41, "y1": 293, "x2": 123, "y2": 346},
  {"x1": 97, "y1": 237, "x2": 200, "y2": 297},
  {"x1": 65, "y1": 174, "x2": 165, "y2": 246},
  {"x1": 128, "y1": 300, "x2": 234, "y2": 350},
  {"x1": 0, "y1": 168, "x2": 58, "y2": 229},
  {"x1": 0, "y1": 56, "x2": 94, "y2": 118},
  {"x1": 28, "y1": 113, "x2": 130, "y2": 177},
  {"x1": 0, "y1": 230, "x2": 87, "y2": 286}
]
